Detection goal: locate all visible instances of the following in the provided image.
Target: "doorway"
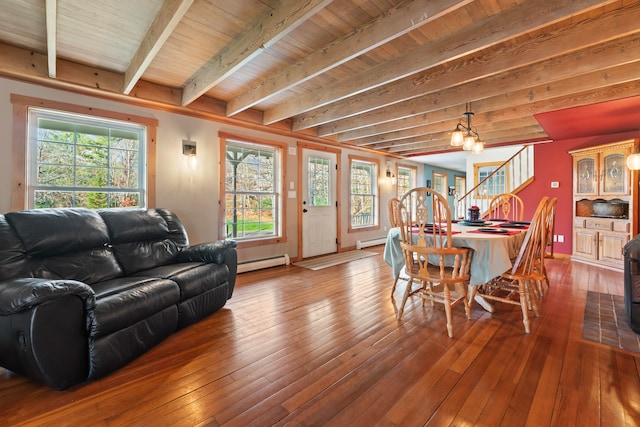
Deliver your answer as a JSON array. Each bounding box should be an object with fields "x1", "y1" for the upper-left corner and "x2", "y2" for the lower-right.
[{"x1": 301, "y1": 147, "x2": 338, "y2": 258}]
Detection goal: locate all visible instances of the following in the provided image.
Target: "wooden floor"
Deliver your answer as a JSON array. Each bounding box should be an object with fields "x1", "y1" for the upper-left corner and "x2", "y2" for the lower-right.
[{"x1": 2, "y1": 247, "x2": 640, "y2": 426}]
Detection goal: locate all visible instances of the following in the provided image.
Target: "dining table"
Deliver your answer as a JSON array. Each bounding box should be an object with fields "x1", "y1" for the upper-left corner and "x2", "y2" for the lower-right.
[{"x1": 383, "y1": 220, "x2": 528, "y2": 311}]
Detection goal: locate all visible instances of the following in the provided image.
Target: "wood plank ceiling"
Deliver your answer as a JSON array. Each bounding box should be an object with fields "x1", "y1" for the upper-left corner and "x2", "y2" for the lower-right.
[{"x1": 0, "y1": 0, "x2": 638, "y2": 159}]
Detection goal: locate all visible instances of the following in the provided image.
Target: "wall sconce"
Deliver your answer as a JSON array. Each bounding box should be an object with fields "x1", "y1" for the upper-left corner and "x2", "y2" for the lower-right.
[
  {"x1": 386, "y1": 168, "x2": 396, "y2": 185},
  {"x1": 182, "y1": 140, "x2": 197, "y2": 169}
]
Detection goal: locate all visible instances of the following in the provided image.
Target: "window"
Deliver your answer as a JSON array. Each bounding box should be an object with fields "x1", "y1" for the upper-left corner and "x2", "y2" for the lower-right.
[
  {"x1": 308, "y1": 156, "x2": 330, "y2": 206},
  {"x1": 222, "y1": 134, "x2": 284, "y2": 244},
  {"x1": 475, "y1": 162, "x2": 508, "y2": 198},
  {"x1": 454, "y1": 175, "x2": 466, "y2": 199},
  {"x1": 11, "y1": 95, "x2": 157, "y2": 211},
  {"x1": 28, "y1": 108, "x2": 146, "y2": 209},
  {"x1": 349, "y1": 156, "x2": 379, "y2": 230},
  {"x1": 432, "y1": 171, "x2": 448, "y2": 195},
  {"x1": 397, "y1": 165, "x2": 417, "y2": 198}
]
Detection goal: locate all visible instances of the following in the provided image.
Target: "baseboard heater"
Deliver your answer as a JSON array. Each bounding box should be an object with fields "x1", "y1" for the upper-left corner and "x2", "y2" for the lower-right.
[
  {"x1": 356, "y1": 237, "x2": 386, "y2": 249},
  {"x1": 237, "y1": 254, "x2": 290, "y2": 273}
]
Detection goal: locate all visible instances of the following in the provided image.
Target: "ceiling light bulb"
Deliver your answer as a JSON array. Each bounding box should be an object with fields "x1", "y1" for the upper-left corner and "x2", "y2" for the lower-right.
[
  {"x1": 462, "y1": 135, "x2": 475, "y2": 151},
  {"x1": 450, "y1": 130, "x2": 464, "y2": 146},
  {"x1": 472, "y1": 140, "x2": 484, "y2": 154}
]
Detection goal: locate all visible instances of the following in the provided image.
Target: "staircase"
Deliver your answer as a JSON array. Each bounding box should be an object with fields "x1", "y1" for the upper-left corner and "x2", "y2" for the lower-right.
[{"x1": 455, "y1": 145, "x2": 534, "y2": 219}]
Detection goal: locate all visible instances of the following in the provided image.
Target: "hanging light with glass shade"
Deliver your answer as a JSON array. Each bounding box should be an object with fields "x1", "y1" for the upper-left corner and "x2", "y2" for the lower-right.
[{"x1": 450, "y1": 102, "x2": 484, "y2": 153}]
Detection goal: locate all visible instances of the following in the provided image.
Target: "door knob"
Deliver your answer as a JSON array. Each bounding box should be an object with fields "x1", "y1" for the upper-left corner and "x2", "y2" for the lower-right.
[{"x1": 303, "y1": 208, "x2": 308, "y2": 213}]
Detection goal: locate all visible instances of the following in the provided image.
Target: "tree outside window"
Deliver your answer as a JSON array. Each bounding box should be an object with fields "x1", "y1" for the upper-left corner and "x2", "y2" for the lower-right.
[
  {"x1": 397, "y1": 165, "x2": 416, "y2": 198},
  {"x1": 29, "y1": 109, "x2": 145, "y2": 209},
  {"x1": 223, "y1": 138, "x2": 281, "y2": 241},
  {"x1": 350, "y1": 157, "x2": 378, "y2": 229}
]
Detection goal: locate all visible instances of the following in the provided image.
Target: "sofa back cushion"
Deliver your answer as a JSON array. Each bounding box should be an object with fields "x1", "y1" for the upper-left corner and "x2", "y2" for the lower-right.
[
  {"x1": 0, "y1": 215, "x2": 31, "y2": 280},
  {"x1": 98, "y1": 209, "x2": 185, "y2": 274},
  {"x1": 5, "y1": 208, "x2": 123, "y2": 284}
]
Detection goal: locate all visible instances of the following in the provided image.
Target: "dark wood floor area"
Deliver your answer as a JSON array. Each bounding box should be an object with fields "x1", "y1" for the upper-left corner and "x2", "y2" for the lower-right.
[{"x1": 1, "y1": 247, "x2": 639, "y2": 426}]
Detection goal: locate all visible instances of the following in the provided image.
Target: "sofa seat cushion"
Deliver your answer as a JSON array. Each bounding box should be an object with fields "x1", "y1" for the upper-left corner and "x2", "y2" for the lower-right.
[
  {"x1": 90, "y1": 277, "x2": 180, "y2": 338},
  {"x1": 134, "y1": 262, "x2": 229, "y2": 301}
]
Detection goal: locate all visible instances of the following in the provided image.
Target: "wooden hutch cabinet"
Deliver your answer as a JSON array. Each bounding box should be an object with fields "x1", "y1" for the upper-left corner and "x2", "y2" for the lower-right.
[{"x1": 570, "y1": 139, "x2": 639, "y2": 270}]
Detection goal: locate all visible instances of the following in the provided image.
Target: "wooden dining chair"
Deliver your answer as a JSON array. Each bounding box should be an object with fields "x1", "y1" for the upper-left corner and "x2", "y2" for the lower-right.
[
  {"x1": 388, "y1": 197, "x2": 407, "y2": 297},
  {"x1": 396, "y1": 187, "x2": 473, "y2": 338},
  {"x1": 469, "y1": 196, "x2": 548, "y2": 333},
  {"x1": 487, "y1": 193, "x2": 524, "y2": 221},
  {"x1": 539, "y1": 197, "x2": 557, "y2": 296},
  {"x1": 545, "y1": 197, "x2": 558, "y2": 258}
]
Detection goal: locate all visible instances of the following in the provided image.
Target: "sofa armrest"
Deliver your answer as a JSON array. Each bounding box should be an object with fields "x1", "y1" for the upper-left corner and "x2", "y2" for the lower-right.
[
  {"x1": 178, "y1": 240, "x2": 237, "y2": 299},
  {"x1": 178, "y1": 240, "x2": 237, "y2": 264},
  {"x1": 0, "y1": 278, "x2": 95, "y2": 390},
  {"x1": 0, "y1": 277, "x2": 95, "y2": 315}
]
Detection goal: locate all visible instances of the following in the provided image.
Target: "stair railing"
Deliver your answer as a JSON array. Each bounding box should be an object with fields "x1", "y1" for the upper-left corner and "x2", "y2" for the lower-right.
[{"x1": 455, "y1": 145, "x2": 534, "y2": 219}]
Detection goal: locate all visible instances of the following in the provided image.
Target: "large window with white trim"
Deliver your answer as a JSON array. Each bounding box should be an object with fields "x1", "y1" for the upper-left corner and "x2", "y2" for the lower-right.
[
  {"x1": 349, "y1": 156, "x2": 379, "y2": 229},
  {"x1": 397, "y1": 164, "x2": 417, "y2": 198},
  {"x1": 223, "y1": 136, "x2": 283, "y2": 242},
  {"x1": 28, "y1": 109, "x2": 146, "y2": 209}
]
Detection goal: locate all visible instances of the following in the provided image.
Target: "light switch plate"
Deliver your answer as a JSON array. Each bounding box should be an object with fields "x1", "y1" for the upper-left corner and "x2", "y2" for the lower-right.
[{"x1": 551, "y1": 181, "x2": 559, "y2": 188}]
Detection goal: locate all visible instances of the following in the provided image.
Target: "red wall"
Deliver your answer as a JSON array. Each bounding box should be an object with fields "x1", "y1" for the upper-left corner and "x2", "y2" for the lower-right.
[{"x1": 518, "y1": 130, "x2": 640, "y2": 255}]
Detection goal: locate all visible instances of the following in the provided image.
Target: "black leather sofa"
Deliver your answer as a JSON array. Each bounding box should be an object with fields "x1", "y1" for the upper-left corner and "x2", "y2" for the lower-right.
[{"x1": 0, "y1": 207, "x2": 237, "y2": 390}]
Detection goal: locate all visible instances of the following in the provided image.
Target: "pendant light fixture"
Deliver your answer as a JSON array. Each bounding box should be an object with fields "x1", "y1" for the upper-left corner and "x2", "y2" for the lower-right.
[{"x1": 450, "y1": 103, "x2": 484, "y2": 153}]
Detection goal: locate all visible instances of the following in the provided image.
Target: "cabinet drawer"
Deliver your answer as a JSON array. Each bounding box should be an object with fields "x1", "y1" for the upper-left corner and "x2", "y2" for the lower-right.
[
  {"x1": 613, "y1": 221, "x2": 630, "y2": 233},
  {"x1": 585, "y1": 218, "x2": 613, "y2": 231},
  {"x1": 574, "y1": 218, "x2": 586, "y2": 228}
]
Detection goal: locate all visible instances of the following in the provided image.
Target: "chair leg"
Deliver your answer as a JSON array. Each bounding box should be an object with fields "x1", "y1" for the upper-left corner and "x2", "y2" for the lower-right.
[
  {"x1": 444, "y1": 286, "x2": 453, "y2": 338},
  {"x1": 390, "y1": 275, "x2": 399, "y2": 298},
  {"x1": 517, "y1": 279, "x2": 531, "y2": 333},
  {"x1": 460, "y1": 284, "x2": 472, "y2": 320},
  {"x1": 397, "y1": 278, "x2": 413, "y2": 320}
]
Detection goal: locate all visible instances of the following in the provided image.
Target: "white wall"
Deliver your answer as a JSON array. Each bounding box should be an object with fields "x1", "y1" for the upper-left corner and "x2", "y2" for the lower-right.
[{"x1": 0, "y1": 77, "x2": 421, "y2": 261}]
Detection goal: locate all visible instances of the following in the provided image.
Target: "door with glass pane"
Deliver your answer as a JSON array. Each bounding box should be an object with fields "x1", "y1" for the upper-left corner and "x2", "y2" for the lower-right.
[{"x1": 302, "y1": 148, "x2": 337, "y2": 258}]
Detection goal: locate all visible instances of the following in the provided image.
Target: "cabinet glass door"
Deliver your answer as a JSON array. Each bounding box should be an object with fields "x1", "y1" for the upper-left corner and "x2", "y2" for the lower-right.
[
  {"x1": 602, "y1": 153, "x2": 625, "y2": 194},
  {"x1": 576, "y1": 157, "x2": 596, "y2": 194}
]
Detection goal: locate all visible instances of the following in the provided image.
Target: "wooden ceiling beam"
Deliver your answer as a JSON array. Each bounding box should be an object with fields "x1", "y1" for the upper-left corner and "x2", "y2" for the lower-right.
[
  {"x1": 226, "y1": 0, "x2": 469, "y2": 116},
  {"x1": 396, "y1": 80, "x2": 640, "y2": 156},
  {"x1": 311, "y1": 0, "x2": 640, "y2": 133},
  {"x1": 123, "y1": 0, "x2": 194, "y2": 94},
  {"x1": 365, "y1": 116, "x2": 540, "y2": 148},
  {"x1": 339, "y1": 59, "x2": 640, "y2": 143},
  {"x1": 321, "y1": 33, "x2": 640, "y2": 136},
  {"x1": 181, "y1": 0, "x2": 332, "y2": 106},
  {"x1": 45, "y1": 0, "x2": 56, "y2": 79},
  {"x1": 385, "y1": 125, "x2": 545, "y2": 153},
  {"x1": 267, "y1": 0, "x2": 616, "y2": 128}
]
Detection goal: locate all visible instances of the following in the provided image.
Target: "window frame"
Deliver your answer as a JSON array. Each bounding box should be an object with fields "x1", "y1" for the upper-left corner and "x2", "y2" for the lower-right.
[
  {"x1": 454, "y1": 175, "x2": 466, "y2": 199},
  {"x1": 348, "y1": 154, "x2": 380, "y2": 232},
  {"x1": 11, "y1": 94, "x2": 157, "y2": 211},
  {"x1": 396, "y1": 164, "x2": 417, "y2": 198},
  {"x1": 28, "y1": 108, "x2": 147, "y2": 209},
  {"x1": 474, "y1": 162, "x2": 510, "y2": 198},
  {"x1": 219, "y1": 132, "x2": 286, "y2": 248},
  {"x1": 432, "y1": 170, "x2": 448, "y2": 195}
]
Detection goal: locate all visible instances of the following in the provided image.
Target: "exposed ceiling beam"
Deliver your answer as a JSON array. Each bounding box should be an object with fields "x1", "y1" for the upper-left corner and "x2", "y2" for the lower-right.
[
  {"x1": 320, "y1": 34, "x2": 640, "y2": 136},
  {"x1": 338, "y1": 59, "x2": 640, "y2": 144},
  {"x1": 265, "y1": 0, "x2": 616, "y2": 126},
  {"x1": 123, "y1": 0, "x2": 194, "y2": 94},
  {"x1": 310, "y1": 0, "x2": 640, "y2": 134},
  {"x1": 45, "y1": 0, "x2": 56, "y2": 78},
  {"x1": 225, "y1": 0, "x2": 470, "y2": 116},
  {"x1": 181, "y1": 0, "x2": 333, "y2": 106},
  {"x1": 400, "y1": 80, "x2": 640, "y2": 156}
]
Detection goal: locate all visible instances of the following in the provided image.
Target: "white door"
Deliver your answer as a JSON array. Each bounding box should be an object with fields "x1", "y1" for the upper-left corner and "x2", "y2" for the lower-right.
[{"x1": 301, "y1": 148, "x2": 338, "y2": 258}]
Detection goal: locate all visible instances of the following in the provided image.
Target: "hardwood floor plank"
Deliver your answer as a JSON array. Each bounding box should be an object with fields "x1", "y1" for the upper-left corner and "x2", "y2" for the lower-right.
[{"x1": 1, "y1": 249, "x2": 639, "y2": 426}]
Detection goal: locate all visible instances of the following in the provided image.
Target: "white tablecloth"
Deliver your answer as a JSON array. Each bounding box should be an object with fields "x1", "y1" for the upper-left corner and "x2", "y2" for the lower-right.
[{"x1": 383, "y1": 224, "x2": 526, "y2": 286}]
